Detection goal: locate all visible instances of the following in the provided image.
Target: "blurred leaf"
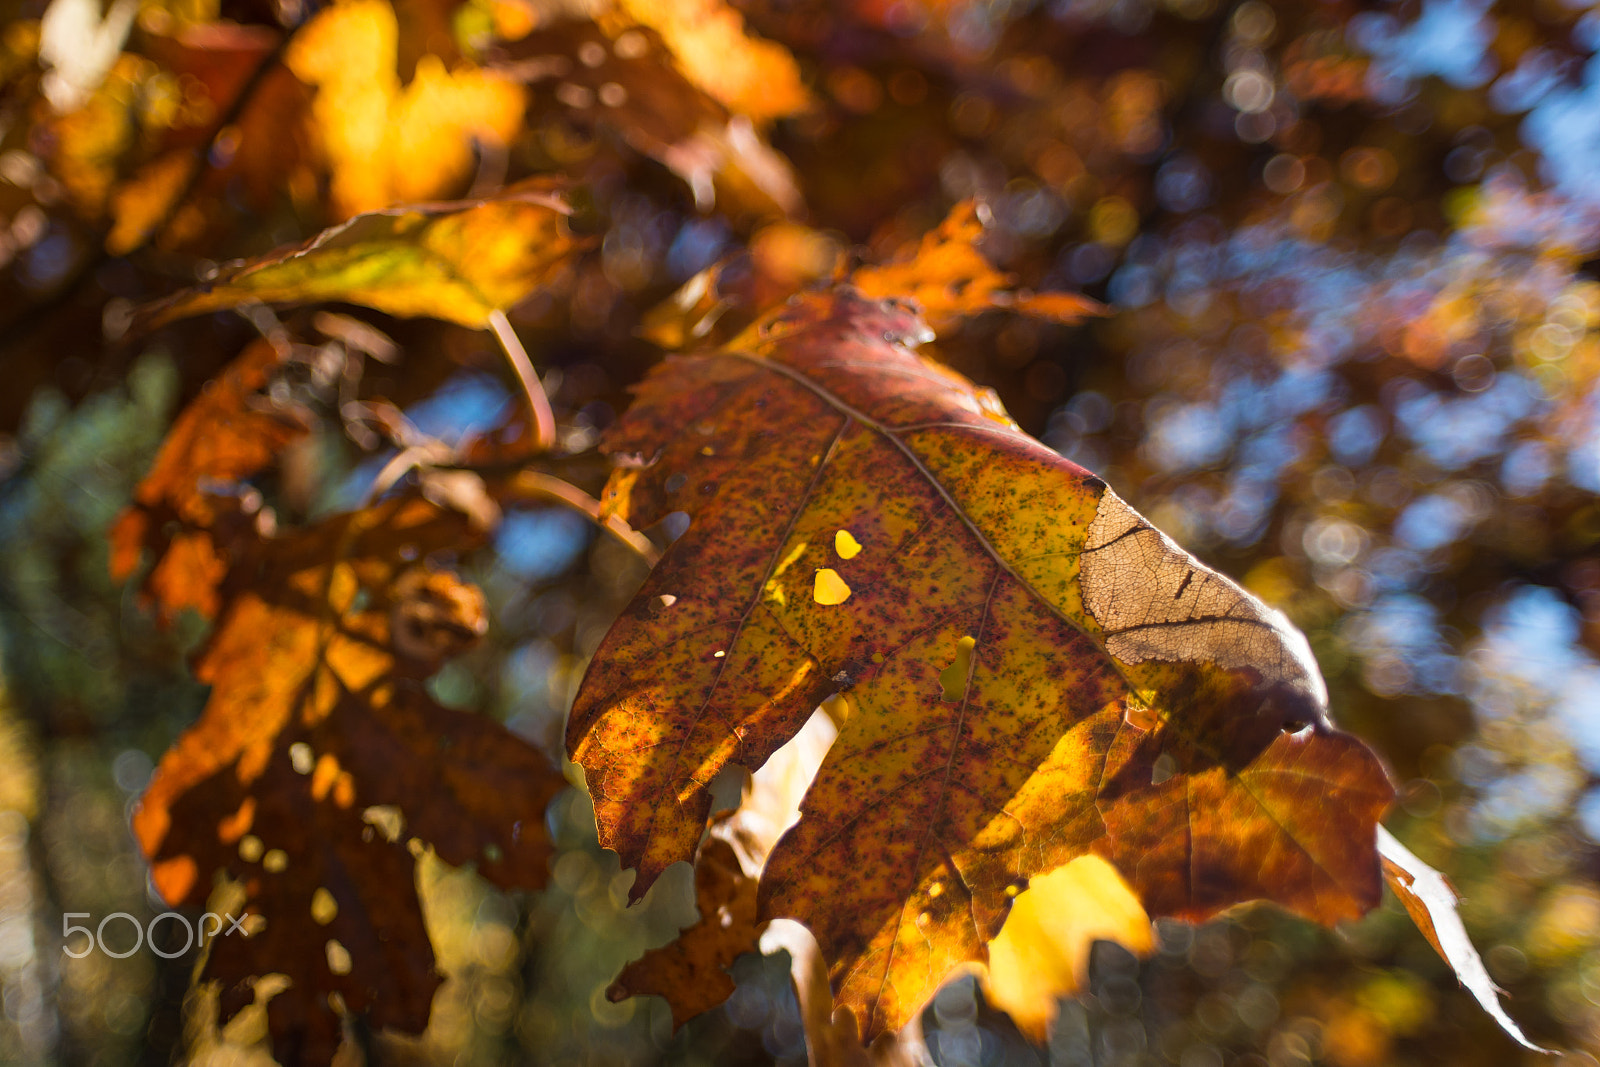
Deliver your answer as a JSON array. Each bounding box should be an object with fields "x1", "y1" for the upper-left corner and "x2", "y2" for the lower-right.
[
  {"x1": 1379, "y1": 826, "x2": 1549, "y2": 1053},
  {"x1": 133, "y1": 496, "x2": 565, "y2": 1065},
  {"x1": 37, "y1": 0, "x2": 137, "y2": 112},
  {"x1": 606, "y1": 0, "x2": 809, "y2": 123},
  {"x1": 42, "y1": 52, "x2": 154, "y2": 218},
  {"x1": 642, "y1": 204, "x2": 1100, "y2": 353},
  {"x1": 109, "y1": 339, "x2": 307, "y2": 621},
  {"x1": 639, "y1": 223, "x2": 842, "y2": 350},
  {"x1": 286, "y1": 0, "x2": 524, "y2": 216},
  {"x1": 502, "y1": 20, "x2": 801, "y2": 215},
  {"x1": 107, "y1": 22, "x2": 314, "y2": 252},
  {"x1": 569, "y1": 287, "x2": 1393, "y2": 1040},
  {"x1": 107, "y1": 152, "x2": 198, "y2": 254},
  {"x1": 136, "y1": 181, "x2": 581, "y2": 329},
  {"x1": 852, "y1": 200, "x2": 1106, "y2": 334}
]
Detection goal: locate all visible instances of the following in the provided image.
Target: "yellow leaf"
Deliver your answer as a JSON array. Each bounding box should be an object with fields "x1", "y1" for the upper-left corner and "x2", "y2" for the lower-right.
[
  {"x1": 610, "y1": 0, "x2": 808, "y2": 123},
  {"x1": 982, "y1": 855, "x2": 1153, "y2": 1042},
  {"x1": 135, "y1": 182, "x2": 581, "y2": 329},
  {"x1": 286, "y1": 0, "x2": 524, "y2": 216}
]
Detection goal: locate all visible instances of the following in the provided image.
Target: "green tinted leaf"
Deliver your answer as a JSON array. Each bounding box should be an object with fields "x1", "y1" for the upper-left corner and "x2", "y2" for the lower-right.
[{"x1": 138, "y1": 181, "x2": 582, "y2": 329}]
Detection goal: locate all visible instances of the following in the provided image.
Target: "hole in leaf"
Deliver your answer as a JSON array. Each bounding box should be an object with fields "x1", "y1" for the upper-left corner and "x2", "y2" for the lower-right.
[
  {"x1": 661, "y1": 511, "x2": 690, "y2": 541},
  {"x1": 814, "y1": 568, "x2": 852, "y2": 605},
  {"x1": 939, "y1": 636, "x2": 976, "y2": 701}
]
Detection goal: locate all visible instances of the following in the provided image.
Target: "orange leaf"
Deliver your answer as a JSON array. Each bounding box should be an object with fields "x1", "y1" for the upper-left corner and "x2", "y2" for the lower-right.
[
  {"x1": 568, "y1": 288, "x2": 1393, "y2": 1040},
  {"x1": 134, "y1": 496, "x2": 565, "y2": 1065},
  {"x1": 641, "y1": 204, "x2": 1097, "y2": 353},
  {"x1": 852, "y1": 201, "x2": 1107, "y2": 333},
  {"x1": 607, "y1": 833, "x2": 758, "y2": 1029},
  {"x1": 109, "y1": 339, "x2": 307, "y2": 620},
  {"x1": 608, "y1": 0, "x2": 809, "y2": 123}
]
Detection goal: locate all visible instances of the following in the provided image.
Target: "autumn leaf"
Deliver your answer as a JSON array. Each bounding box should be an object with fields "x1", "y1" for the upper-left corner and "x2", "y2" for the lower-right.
[
  {"x1": 109, "y1": 338, "x2": 306, "y2": 621},
  {"x1": 608, "y1": 832, "x2": 757, "y2": 1028},
  {"x1": 499, "y1": 21, "x2": 801, "y2": 215},
  {"x1": 610, "y1": 701, "x2": 1155, "y2": 1051},
  {"x1": 108, "y1": 22, "x2": 314, "y2": 254},
  {"x1": 135, "y1": 181, "x2": 581, "y2": 330},
  {"x1": 134, "y1": 495, "x2": 565, "y2": 1065},
  {"x1": 1379, "y1": 827, "x2": 1550, "y2": 1053},
  {"x1": 610, "y1": 709, "x2": 933, "y2": 1064},
  {"x1": 981, "y1": 854, "x2": 1153, "y2": 1041},
  {"x1": 42, "y1": 52, "x2": 160, "y2": 218},
  {"x1": 107, "y1": 152, "x2": 199, "y2": 255},
  {"x1": 568, "y1": 287, "x2": 1394, "y2": 1039},
  {"x1": 641, "y1": 202, "x2": 1097, "y2": 353},
  {"x1": 286, "y1": 0, "x2": 524, "y2": 217},
  {"x1": 605, "y1": 703, "x2": 831, "y2": 1022},
  {"x1": 603, "y1": 0, "x2": 809, "y2": 124},
  {"x1": 609, "y1": 707, "x2": 1157, "y2": 1045},
  {"x1": 852, "y1": 201, "x2": 1106, "y2": 333}
]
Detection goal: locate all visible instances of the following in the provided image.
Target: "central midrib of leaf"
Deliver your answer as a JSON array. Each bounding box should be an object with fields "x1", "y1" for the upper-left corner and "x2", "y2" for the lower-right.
[{"x1": 641, "y1": 413, "x2": 851, "y2": 860}]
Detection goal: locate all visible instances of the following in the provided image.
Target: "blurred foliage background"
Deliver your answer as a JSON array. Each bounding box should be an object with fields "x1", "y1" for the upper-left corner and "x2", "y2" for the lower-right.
[{"x1": 4, "y1": 0, "x2": 1600, "y2": 1063}]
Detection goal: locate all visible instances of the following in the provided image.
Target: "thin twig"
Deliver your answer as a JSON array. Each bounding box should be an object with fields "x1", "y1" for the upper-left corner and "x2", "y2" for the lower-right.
[
  {"x1": 489, "y1": 309, "x2": 557, "y2": 454},
  {"x1": 500, "y1": 470, "x2": 661, "y2": 566}
]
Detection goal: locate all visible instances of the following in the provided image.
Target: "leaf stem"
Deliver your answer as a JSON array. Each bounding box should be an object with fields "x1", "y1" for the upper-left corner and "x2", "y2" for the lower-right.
[
  {"x1": 489, "y1": 309, "x2": 557, "y2": 455},
  {"x1": 499, "y1": 470, "x2": 661, "y2": 567}
]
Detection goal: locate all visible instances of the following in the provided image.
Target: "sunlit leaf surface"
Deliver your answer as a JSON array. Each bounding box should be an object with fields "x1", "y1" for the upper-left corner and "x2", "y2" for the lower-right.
[
  {"x1": 6, "y1": 0, "x2": 1599, "y2": 1058},
  {"x1": 286, "y1": 0, "x2": 524, "y2": 216},
  {"x1": 138, "y1": 183, "x2": 580, "y2": 329},
  {"x1": 569, "y1": 287, "x2": 1394, "y2": 1037},
  {"x1": 1379, "y1": 826, "x2": 1550, "y2": 1053},
  {"x1": 134, "y1": 497, "x2": 565, "y2": 1064}
]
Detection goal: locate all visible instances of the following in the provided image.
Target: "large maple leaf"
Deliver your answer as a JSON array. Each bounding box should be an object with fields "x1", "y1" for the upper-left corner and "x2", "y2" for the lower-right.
[
  {"x1": 568, "y1": 287, "x2": 1396, "y2": 1038},
  {"x1": 134, "y1": 496, "x2": 566, "y2": 1064}
]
